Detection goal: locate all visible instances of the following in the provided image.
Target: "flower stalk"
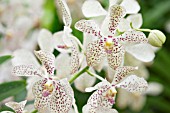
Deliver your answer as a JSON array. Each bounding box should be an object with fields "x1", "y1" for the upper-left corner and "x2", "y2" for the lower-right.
[{"x1": 69, "y1": 66, "x2": 89, "y2": 84}]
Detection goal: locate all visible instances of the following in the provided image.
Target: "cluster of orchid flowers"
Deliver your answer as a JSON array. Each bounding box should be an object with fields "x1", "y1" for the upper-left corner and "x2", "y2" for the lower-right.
[{"x1": 1, "y1": 0, "x2": 166, "y2": 113}]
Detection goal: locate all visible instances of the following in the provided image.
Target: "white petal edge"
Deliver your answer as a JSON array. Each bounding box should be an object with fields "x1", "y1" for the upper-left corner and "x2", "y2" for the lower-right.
[
  {"x1": 82, "y1": 0, "x2": 107, "y2": 18},
  {"x1": 126, "y1": 13, "x2": 143, "y2": 29},
  {"x1": 121, "y1": 0, "x2": 140, "y2": 14},
  {"x1": 12, "y1": 49, "x2": 40, "y2": 67},
  {"x1": 125, "y1": 43, "x2": 155, "y2": 62},
  {"x1": 38, "y1": 29, "x2": 54, "y2": 53}
]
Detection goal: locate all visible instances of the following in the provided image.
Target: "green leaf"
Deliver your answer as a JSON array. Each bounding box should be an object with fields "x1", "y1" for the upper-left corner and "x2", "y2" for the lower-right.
[
  {"x1": 0, "y1": 55, "x2": 13, "y2": 65},
  {"x1": 14, "y1": 88, "x2": 27, "y2": 102},
  {"x1": 0, "y1": 80, "x2": 27, "y2": 101}
]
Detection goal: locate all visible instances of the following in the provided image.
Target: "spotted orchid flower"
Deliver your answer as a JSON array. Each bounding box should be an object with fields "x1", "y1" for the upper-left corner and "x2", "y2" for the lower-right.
[
  {"x1": 12, "y1": 50, "x2": 77, "y2": 113},
  {"x1": 75, "y1": 5, "x2": 148, "y2": 70},
  {"x1": 83, "y1": 66, "x2": 148, "y2": 113},
  {"x1": 3, "y1": 100, "x2": 27, "y2": 113}
]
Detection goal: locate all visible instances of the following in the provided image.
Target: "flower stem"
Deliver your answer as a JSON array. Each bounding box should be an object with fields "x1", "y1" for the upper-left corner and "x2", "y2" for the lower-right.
[
  {"x1": 86, "y1": 70, "x2": 105, "y2": 81},
  {"x1": 31, "y1": 110, "x2": 38, "y2": 113},
  {"x1": 69, "y1": 66, "x2": 89, "y2": 84}
]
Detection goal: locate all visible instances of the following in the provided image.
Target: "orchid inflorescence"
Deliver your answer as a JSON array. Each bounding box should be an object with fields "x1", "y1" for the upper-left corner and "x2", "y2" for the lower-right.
[{"x1": 2, "y1": 0, "x2": 166, "y2": 113}]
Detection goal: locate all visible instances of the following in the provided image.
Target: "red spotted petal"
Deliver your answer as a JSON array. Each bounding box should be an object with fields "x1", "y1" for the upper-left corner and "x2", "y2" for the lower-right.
[
  {"x1": 75, "y1": 20, "x2": 103, "y2": 39},
  {"x1": 116, "y1": 75, "x2": 148, "y2": 93},
  {"x1": 117, "y1": 30, "x2": 148, "y2": 43},
  {"x1": 107, "y1": 44, "x2": 125, "y2": 70},
  {"x1": 109, "y1": 5, "x2": 126, "y2": 34},
  {"x1": 112, "y1": 66, "x2": 138, "y2": 84},
  {"x1": 70, "y1": 43, "x2": 79, "y2": 74},
  {"x1": 12, "y1": 65, "x2": 42, "y2": 77},
  {"x1": 32, "y1": 78, "x2": 51, "y2": 111},
  {"x1": 86, "y1": 40, "x2": 106, "y2": 67},
  {"x1": 49, "y1": 78, "x2": 73, "y2": 113},
  {"x1": 56, "y1": 0, "x2": 72, "y2": 27},
  {"x1": 34, "y1": 50, "x2": 55, "y2": 75}
]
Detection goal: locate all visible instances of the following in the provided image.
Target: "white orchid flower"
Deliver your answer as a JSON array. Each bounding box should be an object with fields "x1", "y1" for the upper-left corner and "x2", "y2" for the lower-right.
[
  {"x1": 83, "y1": 66, "x2": 148, "y2": 113},
  {"x1": 12, "y1": 50, "x2": 78, "y2": 113},
  {"x1": 82, "y1": 0, "x2": 155, "y2": 62},
  {"x1": 75, "y1": 5, "x2": 148, "y2": 70}
]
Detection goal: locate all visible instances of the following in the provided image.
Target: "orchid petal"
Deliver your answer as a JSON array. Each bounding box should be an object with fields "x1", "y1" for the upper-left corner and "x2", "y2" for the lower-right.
[
  {"x1": 108, "y1": 5, "x2": 126, "y2": 34},
  {"x1": 12, "y1": 65, "x2": 42, "y2": 77},
  {"x1": 105, "y1": 66, "x2": 116, "y2": 82},
  {"x1": 5, "y1": 100, "x2": 27, "y2": 113},
  {"x1": 55, "y1": 53, "x2": 71, "y2": 79},
  {"x1": 101, "y1": 15, "x2": 114, "y2": 37},
  {"x1": 107, "y1": 44, "x2": 125, "y2": 70},
  {"x1": 83, "y1": 104, "x2": 118, "y2": 113},
  {"x1": 127, "y1": 13, "x2": 143, "y2": 29},
  {"x1": 117, "y1": 18, "x2": 131, "y2": 32},
  {"x1": 49, "y1": 78, "x2": 73, "y2": 112},
  {"x1": 125, "y1": 43, "x2": 155, "y2": 62},
  {"x1": 117, "y1": 30, "x2": 148, "y2": 43},
  {"x1": 63, "y1": 26, "x2": 73, "y2": 47},
  {"x1": 112, "y1": 66, "x2": 138, "y2": 84},
  {"x1": 116, "y1": 75, "x2": 148, "y2": 93},
  {"x1": 82, "y1": 0, "x2": 107, "y2": 18},
  {"x1": 75, "y1": 20, "x2": 103, "y2": 38},
  {"x1": 32, "y1": 78, "x2": 50, "y2": 111},
  {"x1": 38, "y1": 29, "x2": 54, "y2": 53},
  {"x1": 34, "y1": 50, "x2": 55, "y2": 75},
  {"x1": 86, "y1": 40, "x2": 106, "y2": 67},
  {"x1": 109, "y1": 0, "x2": 122, "y2": 7},
  {"x1": 121, "y1": 0, "x2": 140, "y2": 14},
  {"x1": 26, "y1": 76, "x2": 42, "y2": 101},
  {"x1": 57, "y1": 0, "x2": 72, "y2": 27},
  {"x1": 70, "y1": 42, "x2": 79, "y2": 74},
  {"x1": 12, "y1": 49, "x2": 40, "y2": 67},
  {"x1": 53, "y1": 31, "x2": 71, "y2": 53}
]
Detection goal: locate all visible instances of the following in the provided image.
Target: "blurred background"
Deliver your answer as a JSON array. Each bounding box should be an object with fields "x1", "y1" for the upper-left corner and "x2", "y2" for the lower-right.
[{"x1": 0, "y1": 0, "x2": 170, "y2": 113}]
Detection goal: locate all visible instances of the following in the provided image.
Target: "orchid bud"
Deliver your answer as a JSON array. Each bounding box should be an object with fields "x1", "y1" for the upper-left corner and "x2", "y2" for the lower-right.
[{"x1": 148, "y1": 30, "x2": 166, "y2": 47}]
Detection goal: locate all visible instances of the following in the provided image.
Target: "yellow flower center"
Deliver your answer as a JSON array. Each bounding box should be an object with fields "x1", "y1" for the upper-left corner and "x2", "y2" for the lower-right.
[
  {"x1": 104, "y1": 39, "x2": 114, "y2": 52},
  {"x1": 103, "y1": 87, "x2": 117, "y2": 98},
  {"x1": 44, "y1": 80, "x2": 54, "y2": 93}
]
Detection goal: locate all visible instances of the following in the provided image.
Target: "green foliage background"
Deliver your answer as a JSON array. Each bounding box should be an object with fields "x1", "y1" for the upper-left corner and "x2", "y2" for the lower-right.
[{"x1": 0, "y1": 0, "x2": 170, "y2": 113}]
